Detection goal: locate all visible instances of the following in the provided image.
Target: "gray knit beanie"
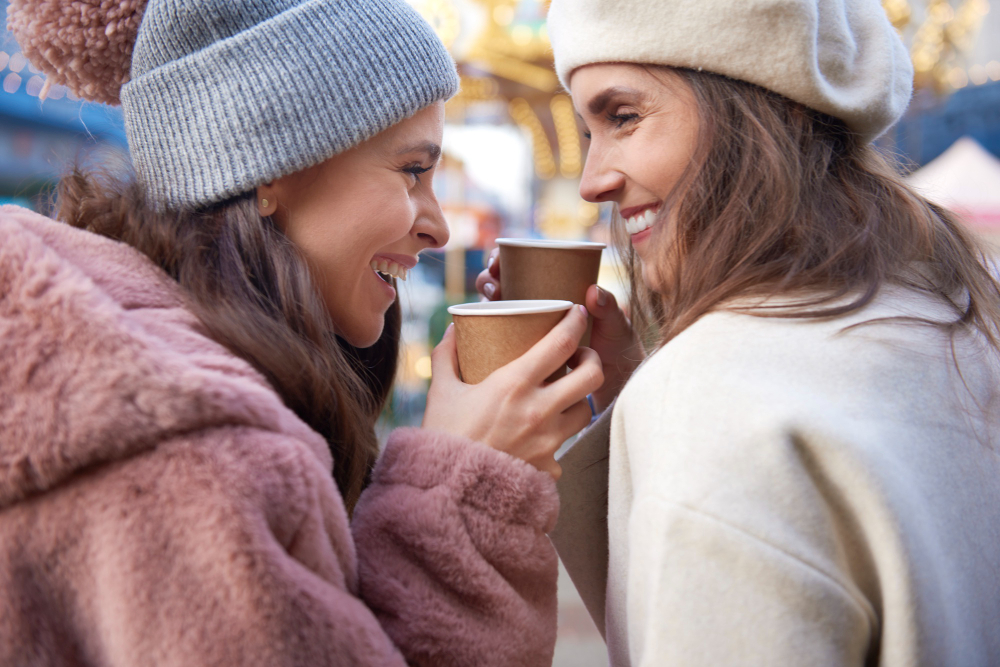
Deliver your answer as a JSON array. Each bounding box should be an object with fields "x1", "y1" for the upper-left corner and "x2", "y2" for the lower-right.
[{"x1": 8, "y1": 0, "x2": 459, "y2": 208}]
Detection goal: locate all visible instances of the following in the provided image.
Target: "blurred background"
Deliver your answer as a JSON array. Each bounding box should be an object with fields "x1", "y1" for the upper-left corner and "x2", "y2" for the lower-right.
[{"x1": 3, "y1": 1, "x2": 999, "y2": 664}]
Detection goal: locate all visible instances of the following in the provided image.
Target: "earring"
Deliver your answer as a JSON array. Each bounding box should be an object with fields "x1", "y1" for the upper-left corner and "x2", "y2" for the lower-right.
[{"x1": 261, "y1": 198, "x2": 269, "y2": 209}]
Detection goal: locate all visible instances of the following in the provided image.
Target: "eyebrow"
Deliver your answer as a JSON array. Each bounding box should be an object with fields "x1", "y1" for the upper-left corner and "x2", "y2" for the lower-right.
[
  {"x1": 396, "y1": 141, "x2": 442, "y2": 161},
  {"x1": 587, "y1": 86, "x2": 647, "y2": 115}
]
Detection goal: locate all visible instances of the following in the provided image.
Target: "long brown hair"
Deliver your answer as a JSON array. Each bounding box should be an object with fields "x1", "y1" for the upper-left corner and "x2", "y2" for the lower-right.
[
  {"x1": 618, "y1": 66, "x2": 1000, "y2": 349},
  {"x1": 55, "y1": 165, "x2": 399, "y2": 513}
]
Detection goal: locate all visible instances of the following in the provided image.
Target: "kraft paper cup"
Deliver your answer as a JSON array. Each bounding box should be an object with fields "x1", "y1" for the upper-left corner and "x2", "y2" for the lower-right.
[
  {"x1": 497, "y1": 238, "x2": 605, "y2": 346},
  {"x1": 447, "y1": 300, "x2": 574, "y2": 385}
]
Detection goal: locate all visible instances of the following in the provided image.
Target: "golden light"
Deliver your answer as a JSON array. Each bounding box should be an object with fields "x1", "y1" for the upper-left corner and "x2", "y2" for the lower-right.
[
  {"x1": 415, "y1": 356, "x2": 433, "y2": 380},
  {"x1": 578, "y1": 201, "x2": 600, "y2": 228},
  {"x1": 882, "y1": 0, "x2": 914, "y2": 29},
  {"x1": 510, "y1": 97, "x2": 557, "y2": 179},
  {"x1": 931, "y1": 1, "x2": 956, "y2": 21},
  {"x1": 410, "y1": 0, "x2": 462, "y2": 49},
  {"x1": 551, "y1": 94, "x2": 582, "y2": 178},
  {"x1": 511, "y1": 24, "x2": 534, "y2": 46},
  {"x1": 493, "y1": 4, "x2": 515, "y2": 25},
  {"x1": 948, "y1": 66, "x2": 970, "y2": 88}
]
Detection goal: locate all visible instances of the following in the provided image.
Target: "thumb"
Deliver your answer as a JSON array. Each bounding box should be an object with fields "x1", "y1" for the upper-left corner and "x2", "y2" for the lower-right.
[
  {"x1": 586, "y1": 285, "x2": 631, "y2": 337},
  {"x1": 430, "y1": 323, "x2": 462, "y2": 383}
]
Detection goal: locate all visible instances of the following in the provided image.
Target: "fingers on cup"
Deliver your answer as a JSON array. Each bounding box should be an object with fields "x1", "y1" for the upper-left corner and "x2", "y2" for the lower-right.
[
  {"x1": 488, "y1": 247, "x2": 501, "y2": 278},
  {"x1": 553, "y1": 346, "x2": 604, "y2": 412},
  {"x1": 514, "y1": 305, "x2": 589, "y2": 384},
  {"x1": 475, "y1": 270, "x2": 501, "y2": 301}
]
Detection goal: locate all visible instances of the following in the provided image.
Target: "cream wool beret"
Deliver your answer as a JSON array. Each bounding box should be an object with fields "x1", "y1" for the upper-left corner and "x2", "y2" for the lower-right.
[{"x1": 547, "y1": 0, "x2": 914, "y2": 142}]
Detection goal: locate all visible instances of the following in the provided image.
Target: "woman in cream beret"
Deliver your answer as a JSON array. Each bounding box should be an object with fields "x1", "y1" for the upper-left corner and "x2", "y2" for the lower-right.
[{"x1": 476, "y1": 0, "x2": 1000, "y2": 664}]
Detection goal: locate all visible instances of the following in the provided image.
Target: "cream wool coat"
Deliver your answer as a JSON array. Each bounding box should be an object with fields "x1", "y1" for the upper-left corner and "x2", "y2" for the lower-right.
[
  {"x1": 553, "y1": 284, "x2": 1000, "y2": 666},
  {"x1": 0, "y1": 205, "x2": 560, "y2": 666}
]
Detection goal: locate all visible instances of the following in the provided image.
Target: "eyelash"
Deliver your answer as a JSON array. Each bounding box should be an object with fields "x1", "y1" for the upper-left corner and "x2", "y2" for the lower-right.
[
  {"x1": 608, "y1": 112, "x2": 639, "y2": 127},
  {"x1": 404, "y1": 164, "x2": 433, "y2": 182},
  {"x1": 583, "y1": 112, "x2": 640, "y2": 140}
]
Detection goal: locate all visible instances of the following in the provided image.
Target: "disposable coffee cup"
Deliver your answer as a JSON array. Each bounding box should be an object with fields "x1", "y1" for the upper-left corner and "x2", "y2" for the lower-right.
[
  {"x1": 447, "y1": 300, "x2": 575, "y2": 385},
  {"x1": 496, "y1": 238, "x2": 605, "y2": 346}
]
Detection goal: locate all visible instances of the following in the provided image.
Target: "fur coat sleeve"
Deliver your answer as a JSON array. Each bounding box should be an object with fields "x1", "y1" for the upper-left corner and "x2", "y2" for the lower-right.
[{"x1": 0, "y1": 205, "x2": 559, "y2": 667}]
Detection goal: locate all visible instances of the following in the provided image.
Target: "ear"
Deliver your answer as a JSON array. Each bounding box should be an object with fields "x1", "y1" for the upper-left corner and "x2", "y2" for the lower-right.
[{"x1": 256, "y1": 183, "x2": 279, "y2": 217}]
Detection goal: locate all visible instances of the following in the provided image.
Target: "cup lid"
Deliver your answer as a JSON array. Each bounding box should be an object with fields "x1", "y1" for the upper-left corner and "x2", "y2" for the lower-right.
[
  {"x1": 495, "y1": 238, "x2": 606, "y2": 250},
  {"x1": 448, "y1": 300, "x2": 575, "y2": 316}
]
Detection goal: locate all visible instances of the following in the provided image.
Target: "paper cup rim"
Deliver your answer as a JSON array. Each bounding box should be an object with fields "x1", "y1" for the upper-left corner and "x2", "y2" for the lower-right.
[
  {"x1": 448, "y1": 300, "x2": 575, "y2": 316},
  {"x1": 495, "y1": 238, "x2": 606, "y2": 250}
]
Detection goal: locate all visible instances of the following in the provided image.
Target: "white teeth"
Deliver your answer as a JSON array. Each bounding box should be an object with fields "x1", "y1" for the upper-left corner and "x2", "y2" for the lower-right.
[
  {"x1": 624, "y1": 208, "x2": 658, "y2": 235},
  {"x1": 369, "y1": 259, "x2": 409, "y2": 281}
]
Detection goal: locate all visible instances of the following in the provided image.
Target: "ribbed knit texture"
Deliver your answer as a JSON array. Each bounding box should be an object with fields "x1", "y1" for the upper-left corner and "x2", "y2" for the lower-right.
[{"x1": 121, "y1": 0, "x2": 459, "y2": 208}]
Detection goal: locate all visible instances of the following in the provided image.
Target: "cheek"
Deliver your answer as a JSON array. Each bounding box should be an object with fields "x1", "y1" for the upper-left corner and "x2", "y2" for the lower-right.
[{"x1": 645, "y1": 151, "x2": 691, "y2": 196}]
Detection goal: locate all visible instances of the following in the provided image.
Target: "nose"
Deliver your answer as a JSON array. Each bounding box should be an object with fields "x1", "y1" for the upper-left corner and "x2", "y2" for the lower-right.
[
  {"x1": 579, "y1": 144, "x2": 625, "y2": 204},
  {"x1": 414, "y1": 189, "x2": 449, "y2": 249}
]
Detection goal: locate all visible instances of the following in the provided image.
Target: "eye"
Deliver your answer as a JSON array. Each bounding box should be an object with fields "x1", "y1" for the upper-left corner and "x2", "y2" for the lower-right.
[
  {"x1": 403, "y1": 163, "x2": 433, "y2": 183},
  {"x1": 607, "y1": 112, "x2": 639, "y2": 128}
]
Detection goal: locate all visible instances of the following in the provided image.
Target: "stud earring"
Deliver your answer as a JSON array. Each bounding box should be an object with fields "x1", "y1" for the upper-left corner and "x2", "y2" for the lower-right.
[{"x1": 261, "y1": 198, "x2": 269, "y2": 209}]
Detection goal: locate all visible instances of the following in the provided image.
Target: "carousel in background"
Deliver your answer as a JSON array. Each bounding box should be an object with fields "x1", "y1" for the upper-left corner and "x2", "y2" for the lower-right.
[{"x1": 413, "y1": 0, "x2": 598, "y2": 238}]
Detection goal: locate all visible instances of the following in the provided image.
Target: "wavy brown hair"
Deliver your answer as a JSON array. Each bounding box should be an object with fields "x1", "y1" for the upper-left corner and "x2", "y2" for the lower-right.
[
  {"x1": 55, "y1": 165, "x2": 399, "y2": 513},
  {"x1": 617, "y1": 67, "x2": 1000, "y2": 349}
]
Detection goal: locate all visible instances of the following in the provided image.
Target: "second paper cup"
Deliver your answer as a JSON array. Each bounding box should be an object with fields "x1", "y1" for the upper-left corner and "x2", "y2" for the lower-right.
[
  {"x1": 496, "y1": 238, "x2": 605, "y2": 346},
  {"x1": 447, "y1": 300, "x2": 575, "y2": 384}
]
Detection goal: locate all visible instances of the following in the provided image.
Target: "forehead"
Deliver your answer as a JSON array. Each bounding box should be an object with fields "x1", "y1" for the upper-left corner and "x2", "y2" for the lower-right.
[{"x1": 570, "y1": 64, "x2": 686, "y2": 114}]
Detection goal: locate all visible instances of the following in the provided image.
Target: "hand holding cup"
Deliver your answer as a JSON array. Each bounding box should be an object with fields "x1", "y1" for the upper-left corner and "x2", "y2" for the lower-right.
[
  {"x1": 422, "y1": 305, "x2": 603, "y2": 479},
  {"x1": 476, "y1": 243, "x2": 645, "y2": 411}
]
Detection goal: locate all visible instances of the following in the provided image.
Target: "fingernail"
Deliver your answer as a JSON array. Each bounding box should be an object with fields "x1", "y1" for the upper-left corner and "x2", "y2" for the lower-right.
[
  {"x1": 578, "y1": 304, "x2": 588, "y2": 316},
  {"x1": 484, "y1": 282, "x2": 495, "y2": 298},
  {"x1": 596, "y1": 287, "x2": 608, "y2": 307},
  {"x1": 487, "y1": 254, "x2": 495, "y2": 269}
]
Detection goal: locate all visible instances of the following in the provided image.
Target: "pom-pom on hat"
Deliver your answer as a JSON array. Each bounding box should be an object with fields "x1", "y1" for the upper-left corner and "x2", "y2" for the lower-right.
[
  {"x1": 546, "y1": 0, "x2": 914, "y2": 143},
  {"x1": 7, "y1": 0, "x2": 459, "y2": 208},
  {"x1": 6, "y1": 0, "x2": 147, "y2": 104}
]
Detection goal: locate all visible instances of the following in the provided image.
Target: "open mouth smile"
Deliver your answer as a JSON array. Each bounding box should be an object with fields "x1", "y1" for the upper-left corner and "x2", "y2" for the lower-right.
[
  {"x1": 622, "y1": 204, "x2": 661, "y2": 235},
  {"x1": 370, "y1": 258, "x2": 410, "y2": 283}
]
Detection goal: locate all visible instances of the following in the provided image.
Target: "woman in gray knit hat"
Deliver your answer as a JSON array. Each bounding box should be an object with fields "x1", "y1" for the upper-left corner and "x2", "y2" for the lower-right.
[
  {"x1": 477, "y1": 0, "x2": 1000, "y2": 665},
  {"x1": 0, "y1": 0, "x2": 603, "y2": 665}
]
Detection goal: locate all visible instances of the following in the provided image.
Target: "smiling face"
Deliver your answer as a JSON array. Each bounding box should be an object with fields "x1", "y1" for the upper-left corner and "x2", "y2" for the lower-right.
[
  {"x1": 571, "y1": 64, "x2": 701, "y2": 289},
  {"x1": 259, "y1": 102, "x2": 449, "y2": 348}
]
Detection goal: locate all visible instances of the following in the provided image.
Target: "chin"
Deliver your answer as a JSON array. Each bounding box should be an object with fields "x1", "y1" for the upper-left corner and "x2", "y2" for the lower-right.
[
  {"x1": 341, "y1": 320, "x2": 384, "y2": 349},
  {"x1": 343, "y1": 329, "x2": 383, "y2": 349}
]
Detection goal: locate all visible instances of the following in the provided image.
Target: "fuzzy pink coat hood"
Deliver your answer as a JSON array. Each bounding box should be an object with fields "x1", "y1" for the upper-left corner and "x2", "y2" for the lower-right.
[
  {"x1": 0, "y1": 206, "x2": 332, "y2": 509},
  {"x1": 0, "y1": 205, "x2": 560, "y2": 666}
]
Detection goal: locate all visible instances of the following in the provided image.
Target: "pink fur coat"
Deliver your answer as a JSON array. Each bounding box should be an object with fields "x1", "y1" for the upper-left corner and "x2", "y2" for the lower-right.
[{"x1": 0, "y1": 205, "x2": 559, "y2": 666}]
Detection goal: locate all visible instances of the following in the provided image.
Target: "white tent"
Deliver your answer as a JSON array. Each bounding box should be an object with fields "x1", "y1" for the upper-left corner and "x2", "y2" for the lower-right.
[{"x1": 906, "y1": 136, "x2": 1000, "y2": 233}]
